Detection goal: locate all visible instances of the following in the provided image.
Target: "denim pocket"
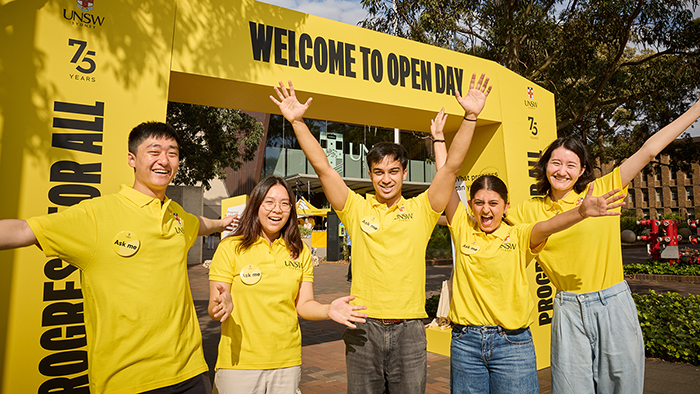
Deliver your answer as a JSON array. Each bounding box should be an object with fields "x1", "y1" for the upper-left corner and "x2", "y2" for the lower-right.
[
  {"x1": 451, "y1": 329, "x2": 465, "y2": 341},
  {"x1": 503, "y1": 329, "x2": 533, "y2": 345}
]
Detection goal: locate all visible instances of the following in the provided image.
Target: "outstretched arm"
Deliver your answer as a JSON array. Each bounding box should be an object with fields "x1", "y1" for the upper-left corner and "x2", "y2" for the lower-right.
[
  {"x1": 0, "y1": 219, "x2": 38, "y2": 250},
  {"x1": 620, "y1": 96, "x2": 700, "y2": 187},
  {"x1": 295, "y1": 282, "x2": 368, "y2": 328},
  {"x1": 530, "y1": 184, "x2": 626, "y2": 248},
  {"x1": 428, "y1": 73, "x2": 492, "y2": 213},
  {"x1": 270, "y1": 81, "x2": 349, "y2": 210},
  {"x1": 430, "y1": 109, "x2": 462, "y2": 224},
  {"x1": 197, "y1": 214, "x2": 239, "y2": 236},
  {"x1": 208, "y1": 281, "x2": 233, "y2": 322}
]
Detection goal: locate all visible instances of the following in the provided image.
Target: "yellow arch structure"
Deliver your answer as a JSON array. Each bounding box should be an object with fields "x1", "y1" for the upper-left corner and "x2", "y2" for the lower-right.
[{"x1": 0, "y1": 0, "x2": 556, "y2": 391}]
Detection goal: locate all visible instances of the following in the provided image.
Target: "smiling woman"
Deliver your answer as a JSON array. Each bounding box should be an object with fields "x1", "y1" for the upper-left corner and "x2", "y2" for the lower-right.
[{"x1": 206, "y1": 175, "x2": 367, "y2": 394}]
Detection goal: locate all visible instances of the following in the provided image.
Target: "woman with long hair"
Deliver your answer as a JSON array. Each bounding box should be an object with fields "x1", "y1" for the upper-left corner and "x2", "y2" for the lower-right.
[
  {"x1": 431, "y1": 113, "x2": 624, "y2": 393},
  {"x1": 509, "y1": 97, "x2": 700, "y2": 393},
  {"x1": 207, "y1": 176, "x2": 367, "y2": 394}
]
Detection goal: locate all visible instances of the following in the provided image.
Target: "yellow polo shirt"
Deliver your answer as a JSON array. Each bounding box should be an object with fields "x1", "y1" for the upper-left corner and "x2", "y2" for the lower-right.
[
  {"x1": 27, "y1": 185, "x2": 206, "y2": 394},
  {"x1": 209, "y1": 236, "x2": 313, "y2": 370},
  {"x1": 448, "y1": 203, "x2": 539, "y2": 330},
  {"x1": 337, "y1": 189, "x2": 441, "y2": 319},
  {"x1": 509, "y1": 168, "x2": 627, "y2": 292}
]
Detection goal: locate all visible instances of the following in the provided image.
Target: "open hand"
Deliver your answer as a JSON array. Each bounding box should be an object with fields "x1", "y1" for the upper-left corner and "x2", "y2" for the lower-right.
[
  {"x1": 579, "y1": 184, "x2": 626, "y2": 218},
  {"x1": 430, "y1": 107, "x2": 448, "y2": 140},
  {"x1": 328, "y1": 295, "x2": 368, "y2": 328},
  {"x1": 269, "y1": 80, "x2": 312, "y2": 123},
  {"x1": 456, "y1": 73, "x2": 492, "y2": 119}
]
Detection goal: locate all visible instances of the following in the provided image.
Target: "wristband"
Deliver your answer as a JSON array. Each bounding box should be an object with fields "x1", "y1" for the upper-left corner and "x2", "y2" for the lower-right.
[
  {"x1": 432, "y1": 139, "x2": 446, "y2": 144},
  {"x1": 463, "y1": 116, "x2": 477, "y2": 122}
]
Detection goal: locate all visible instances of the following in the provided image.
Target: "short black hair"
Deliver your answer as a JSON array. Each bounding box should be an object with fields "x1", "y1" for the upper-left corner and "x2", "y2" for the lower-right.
[
  {"x1": 366, "y1": 142, "x2": 408, "y2": 170},
  {"x1": 534, "y1": 137, "x2": 594, "y2": 196},
  {"x1": 128, "y1": 122, "x2": 181, "y2": 154}
]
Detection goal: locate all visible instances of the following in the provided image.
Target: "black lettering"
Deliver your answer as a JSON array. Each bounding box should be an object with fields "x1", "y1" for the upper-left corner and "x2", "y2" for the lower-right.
[
  {"x1": 329, "y1": 40, "x2": 344, "y2": 75},
  {"x1": 39, "y1": 374, "x2": 89, "y2": 394},
  {"x1": 38, "y1": 351, "x2": 88, "y2": 376},
  {"x1": 411, "y1": 58, "x2": 420, "y2": 89},
  {"x1": 40, "y1": 326, "x2": 87, "y2": 351},
  {"x1": 371, "y1": 50, "x2": 383, "y2": 82},
  {"x1": 314, "y1": 37, "x2": 328, "y2": 72},
  {"x1": 50, "y1": 161, "x2": 101, "y2": 183},
  {"x1": 53, "y1": 101, "x2": 104, "y2": 116},
  {"x1": 399, "y1": 55, "x2": 410, "y2": 87},
  {"x1": 249, "y1": 21, "x2": 273, "y2": 62},
  {"x1": 360, "y1": 46, "x2": 371, "y2": 80},
  {"x1": 538, "y1": 298, "x2": 553, "y2": 312},
  {"x1": 288, "y1": 30, "x2": 299, "y2": 68},
  {"x1": 48, "y1": 184, "x2": 100, "y2": 206},
  {"x1": 45, "y1": 259, "x2": 78, "y2": 280},
  {"x1": 92, "y1": 15, "x2": 106, "y2": 26},
  {"x1": 273, "y1": 27, "x2": 288, "y2": 66},
  {"x1": 42, "y1": 302, "x2": 84, "y2": 327},
  {"x1": 44, "y1": 281, "x2": 82, "y2": 301},
  {"x1": 535, "y1": 272, "x2": 550, "y2": 285},
  {"x1": 387, "y1": 53, "x2": 399, "y2": 85},
  {"x1": 535, "y1": 262, "x2": 543, "y2": 272},
  {"x1": 536, "y1": 285, "x2": 552, "y2": 299},
  {"x1": 530, "y1": 184, "x2": 539, "y2": 196},
  {"x1": 299, "y1": 33, "x2": 313, "y2": 70},
  {"x1": 421, "y1": 60, "x2": 431, "y2": 91},
  {"x1": 446, "y1": 66, "x2": 456, "y2": 95},
  {"x1": 345, "y1": 43, "x2": 356, "y2": 78},
  {"x1": 539, "y1": 312, "x2": 552, "y2": 326},
  {"x1": 454, "y1": 68, "x2": 464, "y2": 94},
  {"x1": 435, "y1": 64, "x2": 445, "y2": 93}
]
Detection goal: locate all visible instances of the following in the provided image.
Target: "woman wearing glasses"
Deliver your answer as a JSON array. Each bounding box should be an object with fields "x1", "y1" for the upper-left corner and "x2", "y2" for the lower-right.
[{"x1": 207, "y1": 176, "x2": 368, "y2": 394}]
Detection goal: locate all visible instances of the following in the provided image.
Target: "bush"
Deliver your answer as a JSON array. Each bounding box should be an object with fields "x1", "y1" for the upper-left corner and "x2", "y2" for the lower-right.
[
  {"x1": 425, "y1": 294, "x2": 440, "y2": 318},
  {"x1": 298, "y1": 225, "x2": 312, "y2": 238},
  {"x1": 426, "y1": 225, "x2": 453, "y2": 260},
  {"x1": 633, "y1": 291, "x2": 700, "y2": 365},
  {"x1": 624, "y1": 260, "x2": 700, "y2": 276}
]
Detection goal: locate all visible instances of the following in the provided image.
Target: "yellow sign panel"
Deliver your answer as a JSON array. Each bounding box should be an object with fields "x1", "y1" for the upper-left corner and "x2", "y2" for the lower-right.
[{"x1": 1, "y1": 0, "x2": 557, "y2": 391}]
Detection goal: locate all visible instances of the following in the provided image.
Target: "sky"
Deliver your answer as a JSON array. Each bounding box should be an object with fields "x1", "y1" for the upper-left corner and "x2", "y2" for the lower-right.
[{"x1": 260, "y1": 0, "x2": 700, "y2": 136}]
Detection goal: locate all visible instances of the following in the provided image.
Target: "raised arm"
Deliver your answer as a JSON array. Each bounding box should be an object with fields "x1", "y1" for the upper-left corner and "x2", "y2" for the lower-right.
[
  {"x1": 0, "y1": 219, "x2": 38, "y2": 250},
  {"x1": 270, "y1": 81, "x2": 349, "y2": 210},
  {"x1": 295, "y1": 282, "x2": 367, "y2": 328},
  {"x1": 619, "y1": 96, "x2": 700, "y2": 187},
  {"x1": 197, "y1": 214, "x2": 238, "y2": 236},
  {"x1": 430, "y1": 109, "x2": 462, "y2": 224},
  {"x1": 530, "y1": 184, "x2": 626, "y2": 248},
  {"x1": 428, "y1": 73, "x2": 492, "y2": 214}
]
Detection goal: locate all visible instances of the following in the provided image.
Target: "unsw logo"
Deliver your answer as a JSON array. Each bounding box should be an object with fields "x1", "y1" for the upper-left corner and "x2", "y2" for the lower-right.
[
  {"x1": 499, "y1": 235, "x2": 516, "y2": 251},
  {"x1": 524, "y1": 86, "x2": 538, "y2": 108},
  {"x1": 63, "y1": 0, "x2": 106, "y2": 28}
]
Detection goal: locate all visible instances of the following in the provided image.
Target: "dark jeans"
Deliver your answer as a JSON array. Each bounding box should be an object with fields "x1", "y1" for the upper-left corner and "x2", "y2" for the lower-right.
[
  {"x1": 140, "y1": 372, "x2": 211, "y2": 394},
  {"x1": 344, "y1": 318, "x2": 427, "y2": 394}
]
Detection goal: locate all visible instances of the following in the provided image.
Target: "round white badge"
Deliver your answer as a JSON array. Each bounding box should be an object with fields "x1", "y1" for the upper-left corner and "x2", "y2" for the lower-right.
[
  {"x1": 240, "y1": 264, "x2": 262, "y2": 285},
  {"x1": 112, "y1": 231, "x2": 140, "y2": 257},
  {"x1": 360, "y1": 216, "x2": 380, "y2": 234}
]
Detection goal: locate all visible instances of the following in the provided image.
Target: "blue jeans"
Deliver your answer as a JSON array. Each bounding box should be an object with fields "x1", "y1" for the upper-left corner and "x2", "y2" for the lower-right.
[
  {"x1": 551, "y1": 280, "x2": 644, "y2": 394},
  {"x1": 450, "y1": 325, "x2": 538, "y2": 394},
  {"x1": 344, "y1": 319, "x2": 427, "y2": 394}
]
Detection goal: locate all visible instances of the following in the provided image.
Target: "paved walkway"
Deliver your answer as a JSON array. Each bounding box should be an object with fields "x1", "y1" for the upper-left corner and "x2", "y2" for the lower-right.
[{"x1": 190, "y1": 245, "x2": 700, "y2": 393}]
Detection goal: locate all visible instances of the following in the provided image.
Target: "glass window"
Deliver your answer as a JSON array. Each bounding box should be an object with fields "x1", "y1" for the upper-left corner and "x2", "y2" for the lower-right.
[
  {"x1": 654, "y1": 166, "x2": 662, "y2": 181},
  {"x1": 688, "y1": 187, "x2": 694, "y2": 202},
  {"x1": 656, "y1": 188, "x2": 662, "y2": 202},
  {"x1": 671, "y1": 187, "x2": 678, "y2": 202}
]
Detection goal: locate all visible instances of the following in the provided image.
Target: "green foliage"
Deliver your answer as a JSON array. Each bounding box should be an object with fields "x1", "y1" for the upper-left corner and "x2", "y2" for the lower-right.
[
  {"x1": 298, "y1": 225, "x2": 312, "y2": 238},
  {"x1": 633, "y1": 291, "x2": 700, "y2": 365},
  {"x1": 360, "y1": 0, "x2": 700, "y2": 169},
  {"x1": 624, "y1": 260, "x2": 700, "y2": 276},
  {"x1": 167, "y1": 102, "x2": 264, "y2": 190},
  {"x1": 425, "y1": 294, "x2": 440, "y2": 318},
  {"x1": 426, "y1": 224, "x2": 453, "y2": 259}
]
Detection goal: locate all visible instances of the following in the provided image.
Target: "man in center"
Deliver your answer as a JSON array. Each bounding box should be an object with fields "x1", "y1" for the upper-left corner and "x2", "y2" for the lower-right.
[{"x1": 270, "y1": 75, "x2": 491, "y2": 393}]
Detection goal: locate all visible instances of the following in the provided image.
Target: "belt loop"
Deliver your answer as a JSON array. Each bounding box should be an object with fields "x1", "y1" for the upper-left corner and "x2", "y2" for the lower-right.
[
  {"x1": 556, "y1": 290, "x2": 563, "y2": 305},
  {"x1": 598, "y1": 290, "x2": 607, "y2": 306}
]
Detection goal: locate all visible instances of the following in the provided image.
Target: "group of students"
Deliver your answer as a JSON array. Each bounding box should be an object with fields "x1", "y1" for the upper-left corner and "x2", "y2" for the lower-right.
[{"x1": 0, "y1": 72, "x2": 698, "y2": 394}]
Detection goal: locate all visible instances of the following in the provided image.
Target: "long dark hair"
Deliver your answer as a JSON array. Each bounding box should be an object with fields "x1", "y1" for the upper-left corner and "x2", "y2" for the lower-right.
[
  {"x1": 233, "y1": 176, "x2": 303, "y2": 257},
  {"x1": 534, "y1": 137, "x2": 594, "y2": 196}
]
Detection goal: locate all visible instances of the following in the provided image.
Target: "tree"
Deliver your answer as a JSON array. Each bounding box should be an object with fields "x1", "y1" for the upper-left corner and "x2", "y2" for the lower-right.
[
  {"x1": 167, "y1": 102, "x2": 264, "y2": 190},
  {"x1": 360, "y1": 0, "x2": 700, "y2": 170}
]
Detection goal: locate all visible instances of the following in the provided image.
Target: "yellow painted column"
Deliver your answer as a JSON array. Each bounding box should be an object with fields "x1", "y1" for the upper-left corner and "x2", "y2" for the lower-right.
[{"x1": 0, "y1": 1, "x2": 176, "y2": 391}]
